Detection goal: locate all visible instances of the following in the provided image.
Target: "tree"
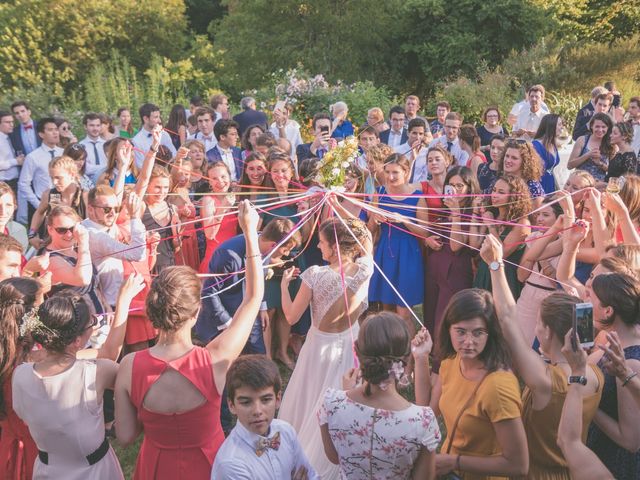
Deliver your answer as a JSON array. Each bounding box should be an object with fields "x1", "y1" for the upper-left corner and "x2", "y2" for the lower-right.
[{"x1": 0, "y1": 0, "x2": 188, "y2": 95}]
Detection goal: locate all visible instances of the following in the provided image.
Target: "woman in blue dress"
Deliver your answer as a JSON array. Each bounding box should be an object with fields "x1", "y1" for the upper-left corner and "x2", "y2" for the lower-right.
[
  {"x1": 568, "y1": 112, "x2": 614, "y2": 182},
  {"x1": 532, "y1": 113, "x2": 563, "y2": 194},
  {"x1": 368, "y1": 153, "x2": 428, "y2": 335}
]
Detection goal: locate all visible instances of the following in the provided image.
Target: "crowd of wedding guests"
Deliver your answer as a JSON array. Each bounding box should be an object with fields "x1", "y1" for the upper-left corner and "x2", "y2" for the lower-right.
[{"x1": 0, "y1": 82, "x2": 639, "y2": 479}]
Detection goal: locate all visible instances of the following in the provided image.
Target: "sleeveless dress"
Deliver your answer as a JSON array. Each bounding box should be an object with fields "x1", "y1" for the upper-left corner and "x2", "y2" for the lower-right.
[
  {"x1": 142, "y1": 203, "x2": 176, "y2": 274},
  {"x1": 532, "y1": 139, "x2": 560, "y2": 194},
  {"x1": 522, "y1": 363, "x2": 603, "y2": 480},
  {"x1": 369, "y1": 187, "x2": 424, "y2": 306},
  {"x1": 278, "y1": 256, "x2": 374, "y2": 480},
  {"x1": 0, "y1": 372, "x2": 37, "y2": 480},
  {"x1": 131, "y1": 347, "x2": 224, "y2": 479},
  {"x1": 587, "y1": 344, "x2": 640, "y2": 479},
  {"x1": 198, "y1": 196, "x2": 238, "y2": 273},
  {"x1": 48, "y1": 250, "x2": 106, "y2": 315},
  {"x1": 11, "y1": 360, "x2": 124, "y2": 480},
  {"x1": 576, "y1": 135, "x2": 608, "y2": 182},
  {"x1": 474, "y1": 226, "x2": 525, "y2": 300},
  {"x1": 174, "y1": 202, "x2": 200, "y2": 271}
]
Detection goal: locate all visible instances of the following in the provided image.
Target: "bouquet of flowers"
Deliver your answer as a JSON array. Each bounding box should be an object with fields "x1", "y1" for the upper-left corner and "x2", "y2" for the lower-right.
[{"x1": 316, "y1": 136, "x2": 360, "y2": 189}]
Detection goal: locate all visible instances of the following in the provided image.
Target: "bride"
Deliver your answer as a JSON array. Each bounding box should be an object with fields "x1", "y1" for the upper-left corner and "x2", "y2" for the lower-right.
[{"x1": 279, "y1": 216, "x2": 373, "y2": 480}]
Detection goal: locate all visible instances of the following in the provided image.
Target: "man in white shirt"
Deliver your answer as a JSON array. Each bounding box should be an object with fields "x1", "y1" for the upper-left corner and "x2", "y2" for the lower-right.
[
  {"x1": 0, "y1": 111, "x2": 23, "y2": 192},
  {"x1": 628, "y1": 96, "x2": 640, "y2": 156},
  {"x1": 508, "y1": 86, "x2": 550, "y2": 127},
  {"x1": 211, "y1": 356, "x2": 318, "y2": 480},
  {"x1": 357, "y1": 124, "x2": 380, "y2": 170},
  {"x1": 395, "y1": 118, "x2": 430, "y2": 183},
  {"x1": 187, "y1": 107, "x2": 218, "y2": 153},
  {"x1": 404, "y1": 94, "x2": 427, "y2": 127},
  {"x1": 17, "y1": 118, "x2": 63, "y2": 223},
  {"x1": 79, "y1": 112, "x2": 107, "y2": 181},
  {"x1": 269, "y1": 103, "x2": 303, "y2": 158},
  {"x1": 380, "y1": 106, "x2": 408, "y2": 148},
  {"x1": 81, "y1": 186, "x2": 147, "y2": 307},
  {"x1": 513, "y1": 84, "x2": 547, "y2": 141},
  {"x1": 206, "y1": 120, "x2": 242, "y2": 181},
  {"x1": 132, "y1": 103, "x2": 176, "y2": 168},
  {"x1": 429, "y1": 112, "x2": 469, "y2": 167}
]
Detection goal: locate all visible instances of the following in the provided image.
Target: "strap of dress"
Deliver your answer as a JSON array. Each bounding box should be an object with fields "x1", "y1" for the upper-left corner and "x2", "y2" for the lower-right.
[
  {"x1": 176, "y1": 347, "x2": 217, "y2": 400},
  {"x1": 130, "y1": 350, "x2": 164, "y2": 408}
]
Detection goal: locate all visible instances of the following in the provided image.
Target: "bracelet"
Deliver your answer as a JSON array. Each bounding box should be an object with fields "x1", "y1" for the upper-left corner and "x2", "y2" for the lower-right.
[
  {"x1": 245, "y1": 254, "x2": 261, "y2": 259},
  {"x1": 456, "y1": 454, "x2": 461, "y2": 471},
  {"x1": 622, "y1": 371, "x2": 638, "y2": 387},
  {"x1": 150, "y1": 145, "x2": 159, "y2": 153}
]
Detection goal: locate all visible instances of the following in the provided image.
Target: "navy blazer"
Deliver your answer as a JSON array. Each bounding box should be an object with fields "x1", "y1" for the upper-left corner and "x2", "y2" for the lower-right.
[
  {"x1": 296, "y1": 142, "x2": 314, "y2": 162},
  {"x1": 232, "y1": 109, "x2": 268, "y2": 136},
  {"x1": 206, "y1": 145, "x2": 244, "y2": 180},
  {"x1": 379, "y1": 128, "x2": 408, "y2": 146},
  {"x1": 10, "y1": 121, "x2": 40, "y2": 155}
]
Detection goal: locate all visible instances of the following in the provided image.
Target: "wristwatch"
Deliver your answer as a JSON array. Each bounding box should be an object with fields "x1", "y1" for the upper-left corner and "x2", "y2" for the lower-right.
[
  {"x1": 489, "y1": 260, "x2": 504, "y2": 271},
  {"x1": 568, "y1": 375, "x2": 587, "y2": 386}
]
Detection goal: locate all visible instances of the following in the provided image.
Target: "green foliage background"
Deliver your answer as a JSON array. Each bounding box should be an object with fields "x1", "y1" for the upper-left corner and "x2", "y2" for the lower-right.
[{"x1": 0, "y1": 0, "x2": 638, "y2": 130}]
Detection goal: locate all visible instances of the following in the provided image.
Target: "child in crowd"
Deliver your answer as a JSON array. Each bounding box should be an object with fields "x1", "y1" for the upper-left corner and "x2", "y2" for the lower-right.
[{"x1": 211, "y1": 355, "x2": 318, "y2": 480}]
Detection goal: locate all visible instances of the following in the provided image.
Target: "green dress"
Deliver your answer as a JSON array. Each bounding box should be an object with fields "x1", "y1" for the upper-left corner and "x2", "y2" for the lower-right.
[{"x1": 473, "y1": 227, "x2": 525, "y2": 300}]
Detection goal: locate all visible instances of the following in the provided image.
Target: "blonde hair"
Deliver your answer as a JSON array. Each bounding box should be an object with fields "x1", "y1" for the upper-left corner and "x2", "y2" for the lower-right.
[{"x1": 49, "y1": 156, "x2": 79, "y2": 177}]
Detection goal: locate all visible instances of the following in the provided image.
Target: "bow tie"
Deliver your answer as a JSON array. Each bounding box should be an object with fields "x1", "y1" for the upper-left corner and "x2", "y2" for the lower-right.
[
  {"x1": 255, "y1": 431, "x2": 280, "y2": 456},
  {"x1": 220, "y1": 148, "x2": 232, "y2": 155},
  {"x1": 24, "y1": 124, "x2": 33, "y2": 130}
]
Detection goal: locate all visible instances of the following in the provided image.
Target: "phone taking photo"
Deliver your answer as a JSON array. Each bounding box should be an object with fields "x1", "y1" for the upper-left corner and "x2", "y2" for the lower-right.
[
  {"x1": 572, "y1": 302, "x2": 594, "y2": 351},
  {"x1": 274, "y1": 100, "x2": 286, "y2": 114},
  {"x1": 444, "y1": 185, "x2": 455, "y2": 196}
]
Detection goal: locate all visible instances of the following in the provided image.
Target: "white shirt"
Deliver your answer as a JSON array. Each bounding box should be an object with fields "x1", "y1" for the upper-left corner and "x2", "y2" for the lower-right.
[
  {"x1": 429, "y1": 136, "x2": 469, "y2": 167},
  {"x1": 509, "y1": 99, "x2": 550, "y2": 118},
  {"x1": 269, "y1": 120, "x2": 304, "y2": 157},
  {"x1": 211, "y1": 419, "x2": 318, "y2": 480},
  {"x1": 131, "y1": 128, "x2": 177, "y2": 168},
  {"x1": 212, "y1": 144, "x2": 238, "y2": 181},
  {"x1": 79, "y1": 136, "x2": 107, "y2": 179},
  {"x1": 81, "y1": 218, "x2": 147, "y2": 306},
  {"x1": 395, "y1": 142, "x2": 428, "y2": 183},
  {"x1": 632, "y1": 122, "x2": 640, "y2": 157},
  {"x1": 187, "y1": 130, "x2": 217, "y2": 152},
  {"x1": 514, "y1": 107, "x2": 546, "y2": 139},
  {"x1": 0, "y1": 132, "x2": 19, "y2": 181},
  {"x1": 387, "y1": 129, "x2": 404, "y2": 148},
  {"x1": 17, "y1": 144, "x2": 63, "y2": 219}
]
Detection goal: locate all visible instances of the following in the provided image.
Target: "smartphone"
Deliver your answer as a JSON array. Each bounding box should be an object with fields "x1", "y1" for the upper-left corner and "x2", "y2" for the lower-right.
[
  {"x1": 444, "y1": 185, "x2": 455, "y2": 196},
  {"x1": 320, "y1": 125, "x2": 329, "y2": 134},
  {"x1": 274, "y1": 100, "x2": 286, "y2": 113},
  {"x1": 572, "y1": 302, "x2": 594, "y2": 350}
]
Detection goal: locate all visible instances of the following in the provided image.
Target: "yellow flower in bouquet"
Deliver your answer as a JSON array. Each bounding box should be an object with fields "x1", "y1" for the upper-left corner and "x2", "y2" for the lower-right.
[{"x1": 317, "y1": 136, "x2": 360, "y2": 189}]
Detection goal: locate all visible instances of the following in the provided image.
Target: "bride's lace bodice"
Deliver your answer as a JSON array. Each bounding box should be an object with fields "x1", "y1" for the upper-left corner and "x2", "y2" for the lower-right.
[{"x1": 300, "y1": 256, "x2": 374, "y2": 328}]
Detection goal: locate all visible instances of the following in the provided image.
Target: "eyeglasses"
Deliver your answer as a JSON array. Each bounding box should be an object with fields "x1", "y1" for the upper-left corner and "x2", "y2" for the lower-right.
[
  {"x1": 70, "y1": 143, "x2": 86, "y2": 151},
  {"x1": 53, "y1": 226, "x2": 75, "y2": 235},
  {"x1": 86, "y1": 314, "x2": 109, "y2": 330},
  {"x1": 451, "y1": 327, "x2": 489, "y2": 341},
  {"x1": 91, "y1": 205, "x2": 121, "y2": 214}
]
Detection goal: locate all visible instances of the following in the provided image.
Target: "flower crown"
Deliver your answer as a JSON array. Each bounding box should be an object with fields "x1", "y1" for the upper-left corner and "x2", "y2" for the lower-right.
[{"x1": 19, "y1": 306, "x2": 56, "y2": 338}]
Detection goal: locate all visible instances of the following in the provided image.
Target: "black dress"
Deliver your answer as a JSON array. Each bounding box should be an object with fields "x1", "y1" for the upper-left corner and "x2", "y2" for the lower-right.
[
  {"x1": 605, "y1": 151, "x2": 638, "y2": 181},
  {"x1": 142, "y1": 203, "x2": 176, "y2": 274}
]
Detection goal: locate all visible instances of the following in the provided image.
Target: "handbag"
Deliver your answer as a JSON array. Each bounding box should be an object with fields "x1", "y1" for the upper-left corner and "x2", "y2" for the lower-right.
[{"x1": 439, "y1": 373, "x2": 488, "y2": 480}]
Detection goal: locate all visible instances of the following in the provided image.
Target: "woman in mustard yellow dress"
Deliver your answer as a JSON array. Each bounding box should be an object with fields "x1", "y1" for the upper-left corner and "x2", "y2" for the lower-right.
[
  {"x1": 413, "y1": 289, "x2": 528, "y2": 478},
  {"x1": 481, "y1": 233, "x2": 603, "y2": 479}
]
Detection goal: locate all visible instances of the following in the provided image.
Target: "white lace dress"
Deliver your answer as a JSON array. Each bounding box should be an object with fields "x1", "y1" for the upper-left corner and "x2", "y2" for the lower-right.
[{"x1": 278, "y1": 256, "x2": 373, "y2": 480}]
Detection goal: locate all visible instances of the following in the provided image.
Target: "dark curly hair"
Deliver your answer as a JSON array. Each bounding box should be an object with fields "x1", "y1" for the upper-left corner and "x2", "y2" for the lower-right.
[
  {"x1": 146, "y1": 266, "x2": 201, "y2": 331},
  {"x1": 34, "y1": 293, "x2": 92, "y2": 354},
  {"x1": 319, "y1": 217, "x2": 370, "y2": 260},
  {"x1": 355, "y1": 312, "x2": 411, "y2": 396}
]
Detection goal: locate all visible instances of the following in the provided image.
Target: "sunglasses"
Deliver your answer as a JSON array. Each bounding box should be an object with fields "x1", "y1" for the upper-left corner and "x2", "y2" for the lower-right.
[
  {"x1": 86, "y1": 314, "x2": 109, "y2": 330},
  {"x1": 70, "y1": 143, "x2": 86, "y2": 151},
  {"x1": 53, "y1": 226, "x2": 75, "y2": 235},
  {"x1": 91, "y1": 205, "x2": 121, "y2": 214},
  {"x1": 506, "y1": 138, "x2": 527, "y2": 146}
]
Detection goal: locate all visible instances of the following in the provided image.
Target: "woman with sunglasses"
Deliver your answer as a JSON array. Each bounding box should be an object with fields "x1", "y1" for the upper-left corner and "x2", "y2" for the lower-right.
[
  {"x1": 44, "y1": 205, "x2": 107, "y2": 315},
  {"x1": 63, "y1": 142, "x2": 95, "y2": 190},
  {"x1": 28, "y1": 156, "x2": 89, "y2": 250},
  {"x1": 55, "y1": 118, "x2": 78, "y2": 148}
]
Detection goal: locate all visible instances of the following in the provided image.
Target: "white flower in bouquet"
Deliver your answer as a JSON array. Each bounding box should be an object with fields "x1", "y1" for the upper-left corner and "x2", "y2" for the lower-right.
[{"x1": 331, "y1": 167, "x2": 341, "y2": 175}]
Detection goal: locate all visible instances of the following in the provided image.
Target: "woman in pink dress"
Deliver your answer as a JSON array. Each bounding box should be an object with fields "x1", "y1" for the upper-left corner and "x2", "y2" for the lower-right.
[
  {"x1": 198, "y1": 161, "x2": 239, "y2": 273},
  {"x1": 114, "y1": 201, "x2": 264, "y2": 479}
]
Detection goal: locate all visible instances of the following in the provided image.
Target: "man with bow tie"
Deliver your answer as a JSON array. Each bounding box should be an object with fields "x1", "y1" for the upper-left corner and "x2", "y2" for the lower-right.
[
  {"x1": 206, "y1": 119, "x2": 243, "y2": 182},
  {"x1": 211, "y1": 355, "x2": 318, "y2": 479},
  {"x1": 9, "y1": 101, "x2": 40, "y2": 156},
  {"x1": 188, "y1": 107, "x2": 218, "y2": 153},
  {"x1": 131, "y1": 103, "x2": 176, "y2": 168}
]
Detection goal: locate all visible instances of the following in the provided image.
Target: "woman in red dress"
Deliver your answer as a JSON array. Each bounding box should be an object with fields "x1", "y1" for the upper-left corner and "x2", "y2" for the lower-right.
[
  {"x1": 198, "y1": 161, "x2": 239, "y2": 273},
  {"x1": 114, "y1": 201, "x2": 264, "y2": 479},
  {"x1": 169, "y1": 154, "x2": 200, "y2": 271}
]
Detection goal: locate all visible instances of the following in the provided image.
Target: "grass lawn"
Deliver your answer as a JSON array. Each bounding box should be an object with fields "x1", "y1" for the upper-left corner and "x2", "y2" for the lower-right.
[{"x1": 111, "y1": 306, "x2": 424, "y2": 478}]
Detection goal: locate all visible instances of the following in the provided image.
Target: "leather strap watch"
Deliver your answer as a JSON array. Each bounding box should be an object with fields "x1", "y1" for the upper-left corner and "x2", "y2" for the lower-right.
[{"x1": 568, "y1": 375, "x2": 587, "y2": 386}]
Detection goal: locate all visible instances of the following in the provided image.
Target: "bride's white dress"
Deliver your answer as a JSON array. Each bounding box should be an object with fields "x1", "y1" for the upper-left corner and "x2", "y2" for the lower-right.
[{"x1": 278, "y1": 256, "x2": 373, "y2": 480}]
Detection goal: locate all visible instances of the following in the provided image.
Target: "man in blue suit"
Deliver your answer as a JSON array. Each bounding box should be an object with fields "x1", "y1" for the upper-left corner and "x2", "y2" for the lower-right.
[
  {"x1": 9, "y1": 101, "x2": 40, "y2": 156},
  {"x1": 206, "y1": 119, "x2": 243, "y2": 181},
  {"x1": 296, "y1": 112, "x2": 332, "y2": 162},
  {"x1": 232, "y1": 96, "x2": 268, "y2": 136},
  {"x1": 379, "y1": 105, "x2": 408, "y2": 148}
]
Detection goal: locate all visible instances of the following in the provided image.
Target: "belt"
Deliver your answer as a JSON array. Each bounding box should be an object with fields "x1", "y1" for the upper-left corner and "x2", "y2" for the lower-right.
[
  {"x1": 38, "y1": 437, "x2": 109, "y2": 466},
  {"x1": 525, "y1": 280, "x2": 557, "y2": 292}
]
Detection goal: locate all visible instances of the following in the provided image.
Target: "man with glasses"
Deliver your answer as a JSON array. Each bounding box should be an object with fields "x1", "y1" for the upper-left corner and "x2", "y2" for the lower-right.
[
  {"x1": 81, "y1": 186, "x2": 147, "y2": 308},
  {"x1": 379, "y1": 106, "x2": 408, "y2": 148},
  {"x1": 429, "y1": 112, "x2": 469, "y2": 166}
]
